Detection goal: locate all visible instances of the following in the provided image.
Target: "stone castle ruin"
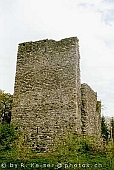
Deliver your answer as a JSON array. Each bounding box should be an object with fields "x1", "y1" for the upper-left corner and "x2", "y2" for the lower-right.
[{"x1": 12, "y1": 37, "x2": 101, "y2": 151}]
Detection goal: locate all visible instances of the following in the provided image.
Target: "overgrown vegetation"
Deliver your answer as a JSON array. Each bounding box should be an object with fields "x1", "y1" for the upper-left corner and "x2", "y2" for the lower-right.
[
  {"x1": 0, "y1": 128, "x2": 114, "y2": 169},
  {"x1": 110, "y1": 117, "x2": 114, "y2": 141},
  {"x1": 0, "y1": 90, "x2": 13, "y2": 124},
  {"x1": 0, "y1": 90, "x2": 114, "y2": 169},
  {"x1": 0, "y1": 123, "x2": 18, "y2": 151},
  {"x1": 101, "y1": 116, "x2": 109, "y2": 141}
]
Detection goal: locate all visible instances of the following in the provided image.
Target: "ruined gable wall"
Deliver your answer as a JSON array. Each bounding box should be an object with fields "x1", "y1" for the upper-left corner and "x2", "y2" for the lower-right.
[
  {"x1": 81, "y1": 83, "x2": 101, "y2": 136},
  {"x1": 12, "y1": 37, "x2": 82, "y2": 151}
]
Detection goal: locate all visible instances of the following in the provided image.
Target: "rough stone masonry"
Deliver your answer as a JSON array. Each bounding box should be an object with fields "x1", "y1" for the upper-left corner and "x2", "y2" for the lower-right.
[{"x1": 12, "y1": 37, "x2": 101, "y2": 152}]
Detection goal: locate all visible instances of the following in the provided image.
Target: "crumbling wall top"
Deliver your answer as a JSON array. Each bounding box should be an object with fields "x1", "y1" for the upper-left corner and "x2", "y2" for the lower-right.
[
  {"x1": 18, "y1": 37, "x2": 79, "y2": 54},
  {"x1": 81, "y1": 83, "x2": 97, "y2": 97}
]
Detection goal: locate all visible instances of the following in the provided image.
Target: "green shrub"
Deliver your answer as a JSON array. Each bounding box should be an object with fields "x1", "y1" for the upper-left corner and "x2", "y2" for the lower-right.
[
  {"x1": 13, "y1": 132, "x2": 32, "y2": 162},
  {"x1": 50, "y1": 133, "x2": 104, "y2": 164},
  {"x1": 106, "y1": 141, "x2": 114, "y2": 167},
  {"x1": 0, "y1": 123, "x2": 18, "y2": 151}
]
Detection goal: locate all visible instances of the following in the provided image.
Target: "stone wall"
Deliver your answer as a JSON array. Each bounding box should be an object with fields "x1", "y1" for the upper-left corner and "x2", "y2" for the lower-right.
[
  {"x1": 12, "y1": 37, "x2": 82, "y2": 151},
  {"x1": 81, "y1": 83, "x2": 101, "y2": 136},
  {"x1": 12, "y1": 37, "x2": 101, "y2": 152}
]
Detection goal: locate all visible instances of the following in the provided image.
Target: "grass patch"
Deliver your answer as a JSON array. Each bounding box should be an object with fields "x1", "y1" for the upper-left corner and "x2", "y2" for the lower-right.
[{"x1": 0, "y1": 133, "x2": 113, "y2": 170}]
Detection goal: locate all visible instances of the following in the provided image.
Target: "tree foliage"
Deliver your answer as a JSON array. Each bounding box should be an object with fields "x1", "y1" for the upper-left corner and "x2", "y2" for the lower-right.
[
  {"x1": 0, "y1": 90, "x2": 13, "y2": 124},
  {"x1": 101, "y1": 116, "x2": 109, "y2": 141},
  {"x1": 110, "y1": 117, "x2": 114, "y2": 142},
  {"x1": 0, "y1": 123, "x2": 18, "y2": 151}
]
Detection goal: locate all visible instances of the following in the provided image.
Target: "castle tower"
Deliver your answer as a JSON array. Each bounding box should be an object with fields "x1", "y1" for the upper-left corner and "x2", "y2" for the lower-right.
[{"x1": 12, "y1": 37, "x2": 82, "y2": 151}]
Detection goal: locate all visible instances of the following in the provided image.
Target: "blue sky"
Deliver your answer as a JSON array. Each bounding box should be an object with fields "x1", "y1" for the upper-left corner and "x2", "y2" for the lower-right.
[{"x1": 0, "y1": 0, "x2": 114, "y2": 117}]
